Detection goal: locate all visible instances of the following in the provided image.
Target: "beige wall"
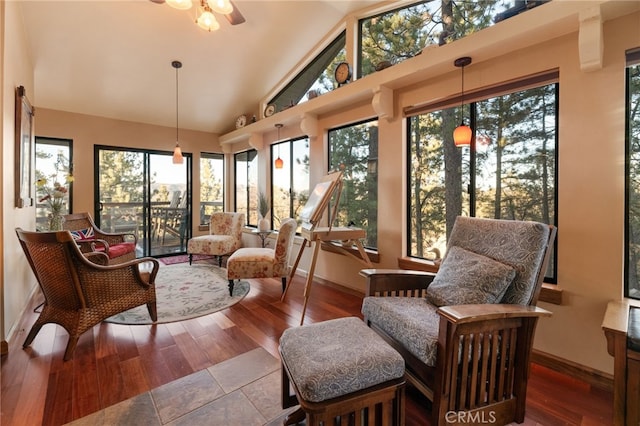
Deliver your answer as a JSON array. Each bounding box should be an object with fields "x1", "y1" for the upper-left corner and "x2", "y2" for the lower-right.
[
  {"x1": 3, "y1": 2, "x2": 640, "y2": 377},
  {"x1": 2, "y1": 0, "x2": 37, "y2": 348},
  {"x1": 36, "y1": 109, "x2": 221, "y2": 220}
]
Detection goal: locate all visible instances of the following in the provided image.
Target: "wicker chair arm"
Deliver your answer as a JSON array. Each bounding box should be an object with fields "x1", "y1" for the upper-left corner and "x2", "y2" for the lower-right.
[
  {"x1": 84, "y1": 251, "x2": 109, "y2": 265},
  {"x1": 437, "y1": 304, "x2": 552, "y2": 324},
  {"x1": 360, "y1": 269, "x2": 436, "y2": 297},
  {"x1": 94, "y1": 230, "x2": 137, "y2": 245},
  {"x1": 75, "y1": 257, "x2": 160, "y2": 303}
]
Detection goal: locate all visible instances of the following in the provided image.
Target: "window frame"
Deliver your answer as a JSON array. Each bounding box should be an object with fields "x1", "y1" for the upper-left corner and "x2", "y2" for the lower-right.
[
  {"x1": 35, "y1": 137, "x2": 73, "y2": 230},
  {"x1": 270, "y1": 136, "x2": 310, "y2": 232},
  {"x1": 625, "y1": 47, "x2": 640, "y2": 300},
  {"x1": 234, "y1": 149, "x2": 258, "y2": 227},
  {"x1": 199, "y1": 152, "x2": 225, "y2": 225},
  {"x1": 328, "y1": 118, "x2": 379, "y2": 250},
  {"x1": 405, "y1": 72, "x2": 559, "y2": 283}
]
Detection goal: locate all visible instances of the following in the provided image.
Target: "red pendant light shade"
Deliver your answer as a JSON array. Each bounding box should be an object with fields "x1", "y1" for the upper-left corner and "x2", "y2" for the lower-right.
[
  {"x1": 453, "y1": 56, "x2": 472, "y2": 147},
  {"x1": 274, "y1": 123, "x2": 284, "y2": 169},
  {"x1": 453, "y1": 124, "x2": 472, "y2": 147}
]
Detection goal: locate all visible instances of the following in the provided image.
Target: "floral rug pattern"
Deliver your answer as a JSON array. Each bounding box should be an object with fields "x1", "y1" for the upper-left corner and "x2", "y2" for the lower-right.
[{"x1": 106, "y1": 263, "x2": 249, "y2": 325}]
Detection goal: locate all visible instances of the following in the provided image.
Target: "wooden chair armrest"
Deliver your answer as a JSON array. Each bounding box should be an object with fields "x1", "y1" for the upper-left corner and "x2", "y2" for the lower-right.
[
  {"x1": 77, "y1": 257, "x2": 160, "y2": 301},
  {"x1": 360, "y1": 268, "x2": 436, "y2": 296},
  {"x1": 437, "y1": 304, "x2": 552, "y2": 324}
]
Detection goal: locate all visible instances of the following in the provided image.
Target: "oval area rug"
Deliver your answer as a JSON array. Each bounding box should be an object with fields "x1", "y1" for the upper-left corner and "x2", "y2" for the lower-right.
[{"x1": 106, "y1": 263, "x2": 250, "y2": 325}]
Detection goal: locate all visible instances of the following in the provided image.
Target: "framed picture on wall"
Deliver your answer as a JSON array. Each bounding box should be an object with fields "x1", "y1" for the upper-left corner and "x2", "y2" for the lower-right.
[{"x1": 15, "y1": 85, "x2": 34, "y2": 208}]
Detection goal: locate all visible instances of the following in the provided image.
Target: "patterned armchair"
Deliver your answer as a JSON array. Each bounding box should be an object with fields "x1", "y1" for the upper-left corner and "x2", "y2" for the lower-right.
[
  {"x1": 361, "y1": 216, "x2": 556, "y2": 425},
  {"x1": 226, "y1": 218, "x2": 297, "y2": 296},
  {"x1": 16, "y1": 228, "x2": 159, "y2": 361},
  {"x1": 187, "y1": 212, "x2": 245, "y2": 266},
  {"x1": 63, "y1": 212, "x2": 137, "y2": 265}
]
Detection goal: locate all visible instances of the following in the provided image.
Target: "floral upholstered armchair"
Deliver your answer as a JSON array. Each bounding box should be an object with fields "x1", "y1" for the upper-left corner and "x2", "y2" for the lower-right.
[
  {"x1": 226, "y1": 218, "x2": 297, "y2": 296},
  {"x1": 187, "y1": 212, "x2": 245, "y2": 266},
  {"x1": 361, "y1": 216, "x2": 556, "y2": 425}
]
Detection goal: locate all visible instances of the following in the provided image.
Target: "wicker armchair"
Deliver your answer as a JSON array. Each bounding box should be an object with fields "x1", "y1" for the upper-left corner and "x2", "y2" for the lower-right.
[
  {"x1": 63, "y1": 212, "x2": 137, "y2": 264},
  {"x1": 16, "y1": 228, "x2": 159, "y2": 361},
  {"x1": 361, "y1": 217, "x2": 556, "y2": 425}
]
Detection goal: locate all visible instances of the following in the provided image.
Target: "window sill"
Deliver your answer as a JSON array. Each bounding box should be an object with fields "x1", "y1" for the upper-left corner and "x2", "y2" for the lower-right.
[
  {"x1": 320, "y1": 241, "x2": 380, "y2": 264},
  {"x1": 397, "y1": 256, "x2": 563, "y2": 305}
]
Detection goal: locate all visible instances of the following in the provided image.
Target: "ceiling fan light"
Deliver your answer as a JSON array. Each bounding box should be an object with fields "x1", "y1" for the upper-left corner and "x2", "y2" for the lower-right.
[
  {"x1": 197, "y1": 9, "x2": 220, "y2": 31},
  {"x1": 166, "y1": 0, "x2": 193, "y2": 10},
  {"x1": 207, "y1": 0, "x2": 233, "y2": 14},
  {"x1": 453, "y1": 124, "x2": 472, "y2": 147}
]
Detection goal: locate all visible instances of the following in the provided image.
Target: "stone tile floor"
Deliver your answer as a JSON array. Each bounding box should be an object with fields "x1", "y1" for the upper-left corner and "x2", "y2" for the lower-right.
[{"x1": 66, "y1": 347, "x2": 298, "y2": 425}]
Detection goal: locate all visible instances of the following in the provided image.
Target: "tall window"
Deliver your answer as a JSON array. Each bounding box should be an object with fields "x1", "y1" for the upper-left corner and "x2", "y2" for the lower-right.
[
  {"x1": 625, "y1": 47, "x2": 640, "y2": 299},
  {"x1": 235, "y1": 149, "x2": 258, "y2": 226},
  {"x1": 358, "y1": 1, "x2": 527, "y2": 79},
  {"x1": 271, "y1": 137, "x2": 310, "y2": 231},
  {"x1": 200, "y1": 152, "x2": 224, "y2": 225},
  {"x1": 407, "y1": 75, "x2": 558, "y2": 281},
  {"x1": 328, "y1": 120, "x2": 378, "y2": 249},
  {"x1": 35, "y1": 137, "x2": 73, "y2": 231}
]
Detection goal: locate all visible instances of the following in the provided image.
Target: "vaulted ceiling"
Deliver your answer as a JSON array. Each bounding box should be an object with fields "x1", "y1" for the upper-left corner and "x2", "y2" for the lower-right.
[{"x1": 18, "y1": 0, "x2": 379, "y2": 135}]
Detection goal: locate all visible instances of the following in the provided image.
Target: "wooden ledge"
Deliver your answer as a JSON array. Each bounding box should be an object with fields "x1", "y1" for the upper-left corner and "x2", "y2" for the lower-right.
[{"x1": 321, "y1": 241, "x2": 380, "y2": 264}]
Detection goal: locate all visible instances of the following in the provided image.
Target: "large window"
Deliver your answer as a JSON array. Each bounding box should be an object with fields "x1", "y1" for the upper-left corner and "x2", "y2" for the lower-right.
[
  {"x1": 200, "y1": 152, "x2": 224, "y2": 225},
  {"x1": 408, "y1": 75, "x2": 558, "y2": 281},
  {"x1": 235, "y1": 149, "x2": 258, "y2": 227},
  {"x1": 328, "y1": 120, "x2": 378, "y2": 249},
  {"x1": 358, "y1": 1, "x2": 542, "y2": 79},
  {"x1": 271, "y1": 137, "x2": 310, "y2": 231},
  {"x1": 35, "y1": 137, "x2": 73, "y2": 231},
  {"x1": 625, "y1": 48, "x2": 640, "y2": 299}
]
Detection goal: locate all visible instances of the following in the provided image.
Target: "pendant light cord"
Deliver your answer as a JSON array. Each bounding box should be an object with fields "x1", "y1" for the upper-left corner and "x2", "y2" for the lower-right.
[{"x1": 175, "y1": 64, "x2": 179, "y2": 142}]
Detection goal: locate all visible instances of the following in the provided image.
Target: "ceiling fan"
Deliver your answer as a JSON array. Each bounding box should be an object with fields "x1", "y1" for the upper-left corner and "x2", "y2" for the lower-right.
[{"x1": 150, "y1": 0, "x2": 246, "y2": 26}]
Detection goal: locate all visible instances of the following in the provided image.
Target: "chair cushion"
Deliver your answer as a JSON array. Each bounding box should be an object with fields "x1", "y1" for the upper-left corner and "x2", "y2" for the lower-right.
[
  {"x1": 279, "y1": 317, "x2": 405, "y2": 402},
  {"x1": 94, "y1": 242, "x2": 135, "y2": 259},
  {"x1": 187, "y1": 235, "x2": 237, "y2": 256},
  {"x1": 69, "y1": 228, "x2": 95, "y2": 240},
  {"x1": 445, "y1": 217, "x2": 550, "y2": 305},
  {"x1": 226, "y1": 247, "x2": 275, "y2": 280},
  {"x1": 426, "y1": 246, "x2": 515, "y2": 307},
  {"x1": 361, "y1": 297, "x2": 440, "y2": 366}
]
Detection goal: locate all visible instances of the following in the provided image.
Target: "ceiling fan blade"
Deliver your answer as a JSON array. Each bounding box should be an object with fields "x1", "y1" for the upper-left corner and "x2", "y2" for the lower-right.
[
  {"x1": 149, "y1": 0, "x2": 166, "y2": 3},
  {"x1": 225, "y1": 0, "x2": 246, "y2": 25}
]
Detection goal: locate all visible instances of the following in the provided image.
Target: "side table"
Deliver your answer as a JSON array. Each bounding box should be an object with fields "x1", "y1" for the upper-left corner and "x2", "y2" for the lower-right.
[{"x1": 252, "y1": 229, "x2": 272, "y2": 248}]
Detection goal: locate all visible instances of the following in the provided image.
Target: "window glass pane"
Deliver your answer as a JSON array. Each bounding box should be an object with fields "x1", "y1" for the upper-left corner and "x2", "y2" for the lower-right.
[
  {"x1": 35, "y1": 138, "x2": 72, "y2": 231},
  {"x1": 328, "y1": 120, "x2": 378, "y2": 249},
  {"x1": 200, "y1": 153, "x2": 224, "y2": 224},
  {"x1": 270, "y1": 32, "x2": 346, "y2": 111},
  {"x1": 359, "y1": 0, "x2": 520, "y2": 78},
  {"x1": 235, "y1": 149, "x2": 258, "y2": 226},
  {"x1": 273, "y1": 142, "x2": 292, "y2": 228},
  {"x1": 474, "y1": 84, "x2": 556, "y2": 224},
  {"x1": 408, "y1": 108, "x2": 470, "y2": 259},
  {"x1": 627, "y1": 61, "x2": 640, "y2": 299},
  {"x1": 272, "y1": 138, "x2": 310, "y2": 232}
]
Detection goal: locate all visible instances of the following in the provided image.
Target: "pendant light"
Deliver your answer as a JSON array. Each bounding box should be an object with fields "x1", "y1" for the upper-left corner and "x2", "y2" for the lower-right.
[
  {"x1": 172, "y1": 60, "x2": 184, "y2": 164},
  {"x1": 453, "y1": 56, "x2": 472, "y2": 147},
  {"x1": 166, "y1": 0, "x2": 192, "y2": 10},
  {"x1": 196, "y1": 0, "x2": 220, "y2": 32},
  {"x1": 274, "y1": 124, "x2": 284, "y2": 169},
  {"x1": 208, "y1": 0, "x2": 233, "y2": 14}
]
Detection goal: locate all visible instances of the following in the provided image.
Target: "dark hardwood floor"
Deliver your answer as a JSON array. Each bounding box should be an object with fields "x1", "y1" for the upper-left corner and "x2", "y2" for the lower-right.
[{"x1": 1, "y1": 268, "x2": 613, "y2": 425}]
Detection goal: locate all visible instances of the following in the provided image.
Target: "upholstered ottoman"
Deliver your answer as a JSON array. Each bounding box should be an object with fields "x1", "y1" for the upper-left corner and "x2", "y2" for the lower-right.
[{"x1": 279, "y1": 317, "x2": 406, "y2": 426}]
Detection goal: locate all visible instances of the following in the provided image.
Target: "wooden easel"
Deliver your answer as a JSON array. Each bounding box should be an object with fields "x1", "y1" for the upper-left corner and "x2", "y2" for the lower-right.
[{"x1": 281, "y1": 171, "x2": 372, "y2": 325}]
